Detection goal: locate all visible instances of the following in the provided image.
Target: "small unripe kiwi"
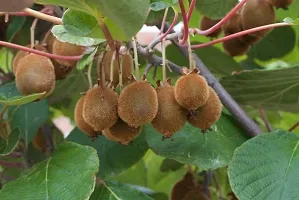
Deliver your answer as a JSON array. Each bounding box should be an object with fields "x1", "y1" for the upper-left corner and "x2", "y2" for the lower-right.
[
  {"x1": 222, "y1": 37, "x2": 251, "y2": 57},
  {"x1": 118, "y1": 79, "x2": 158, "y2": 128},
  {"x1": 0, "y1": 0, "x2": 34, "y2": 12},
  {"x1": 241, "y1": 0, "x2": 275, "y2": 37},
  {"x1": 83, "y1": 86, "x2": 118, "y2": 131},
  {"x1": 174, "y1": 69, "x2": 209, "y2": 110},
  {"x1": 13, "y1": 44, "x2": 48, "y2": 75},
  {"x1": 102, "y1": 118, "x2": 142, "y2": 145},
  {"x1": 151, "y1": 79, "x2": 187, "y2": 138},
  {"x1": 270, "y1": 0, "x2": 293, "y2": 9},
  {"x1": 100, "y1": 51, "x2": 133, "y2": 87},
  {"x1": 200, "y1": 16, "x2": 222, "y2": 38},
  {"x1": 170, "y1": 172, "x2": 196, "y2": 200},
  {"x1": 15, "y1": 54, "x2": 55, "y2": 96},
  {"x1": 52, "y1": 39, "x2": 85, "y2": 67},
  {"x1": 74, "y1": 95, "x2": 99, "y2": 137},
  {"x1": 188, "y1": 87, "x2": 222, "y2": 131}
]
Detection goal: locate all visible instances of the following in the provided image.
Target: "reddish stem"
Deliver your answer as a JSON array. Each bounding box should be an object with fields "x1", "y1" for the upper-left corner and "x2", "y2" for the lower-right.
[
  {"x1": 159, "y1": 11, "x2": 178, "y2": 40},
  {"x1": 192, "y1": 0, "x2": 248, "y2": 36},
  {"x1": 0, "y1": 41, "x2": 82, "y2": 61},
  {"x1": 259, "y1": 109, "x2": 273, "y2": 132},
  {"x1": 0, "y1": 160, "x2": 24, "y2": 168},
  {"x1": 0, "y1": 12, "x2": 29, "y2": 16},
  {"x1": 187, "y1": 0, "x2": 196, "y2": 22},
  {"x1": 191, "y1": 22, "x2": 291, "y2": 49},
  {"x1": 289, "y1": 122, "x2": 299, "y2": 132},
  {"x1": 178, "y1": 0, "x2": 189, "y2": 45}
]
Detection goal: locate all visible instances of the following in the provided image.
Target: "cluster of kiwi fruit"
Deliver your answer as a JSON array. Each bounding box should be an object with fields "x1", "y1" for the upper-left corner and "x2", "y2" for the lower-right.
[
  {"x1": 12, "y1": 29, "x2": 85, "y2": 98},
  {"x1": 74, "y1": 51, "x2": 222, "y2": 145},
  {"x1": 199, "y1": 0, "x2": 294, "y2": 57}
]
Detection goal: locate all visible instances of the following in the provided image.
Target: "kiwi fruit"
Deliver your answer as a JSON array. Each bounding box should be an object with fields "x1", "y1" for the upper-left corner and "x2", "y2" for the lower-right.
[
  {"x1": 0, "y1": 0, "x2": 34, "y2": 12},
  {"x1": 43, "y1": 29, "x2": 56, "y2": 53},
  {"x1": 183, "y1": 186, "x2": 209, "y2": 200},
  {"x1": 200, "y1": 16, "x2": 222, "y2": 38},
  {"x1": 174, "y1": 69, "x2": 209, "y2": 110},
  {"x1": 100, "y1": 51, "x2": 133, "y2": 87},
  {"x1": 118, "y1": 79, "x2": 158, "y2": 128},
  {"x1": 102, "y1": 118, "x2": 142, "y2": 145},
  {"x1": 188, "y1": 87, "x2": 222, "y2": 131},
  {"x1": 170, "y1": 172, "x2": 196, "y2": 200},
  {"x1": 151, "y1": 79, "x2": 187, "y2": 138},
  {"x1": 15, "y1": 54, "x2": 55, "y2": 96},
  {"x1": 241, "y1": 0, "x2": 275, "y2": 37},
  {"x1": 74, "y1": 95, "x2": 99, "y2": 137},
  {"x1": 83, "y1": 86, "x2": 118, "y2": 131},
  {"x1": 52, "y1": 39, "x2": 85, "y2": 67},
  {"x1": 32, "y1": 128, "x2": 47, "y2": 152},
  {"x1": 13, "y1": 44, "x2": 48, "y2": 75},
  {"x1": 270, "y1": 0, "x2": 293, "y2": 9},
  {"x1": 222, "y1": 37, "x2": 251, "y2": 57}
]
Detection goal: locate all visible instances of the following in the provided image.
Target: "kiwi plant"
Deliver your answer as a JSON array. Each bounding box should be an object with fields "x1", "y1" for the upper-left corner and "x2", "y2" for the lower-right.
[
  {"x1": 188, "y1": 87, "x2": 222, "y2": 132},
  {"x1": 170, "y1": 172, "x2": 196, "y2": 200},
  {"x1": 151, "y1": 79, "x2": 187, "y2": 138},
  {"x1": 102, "y1": 118, "x2": 142, "y2": 145},
  {"x1": 118, "y1": 76, "x2": 158, "y2": 128},
  {"x1": 222, "y1": 37, "x2": 251, "y2": 57},
  {"x1": 200, "y1": 16, "x2": 222, "y2": 38},
  {"x1": 174, "y1": 69, "x2": 209, "y2": 111}
]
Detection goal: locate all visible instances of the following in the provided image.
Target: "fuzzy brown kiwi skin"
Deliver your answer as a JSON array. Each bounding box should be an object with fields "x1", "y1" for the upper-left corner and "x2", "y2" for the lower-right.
[
  {"x1": 118, "y1": 80, "x2": 158, "y2": 128},
  {"x1": 102, "y1": 118, "x2": 142, "y2": 145},
  {"x1": 15, "y1": 54, "x2": 55, "y2": 97},
  {"x1": 200, "y1": 16, "x2": 222, "y2": 38},
  {"x1": 187, "y1": 87, "x2": 222, "y2": 132},
  {"x1": 100, "y1": 51, "x2": 133, "y2": 87},
  {"x1": 83, "y1": 86, "x2": 118, "y2": 131},
  {"x1": 74, "y1": 95, "x2": 99, "y2": 137},
  {"x1": 270, "y1": 0, "x2": 293, "y2": 9},
  {"x1": 222, "y1": 37, "x2": 251, "y2": 57},
  {"x1": 183, "y1": 186, "x2": 209, "y2": 200},
  {"x1": 241, "y1": 0, "x2": 276, "y2": 37},
  {"x1": 151, "y1": 81, "x2": 187, "y2": 138},
  {"x1": 174, "y1": 69, "x2": 209, "y2": 111},
  {"x1": 0, "y1": 0, "x2": 34, "y2": 12},
  {"x1": 170, "y1": 172, "x2": 196, "y2": 200},
  {"x1": 52, "y1": 39, "x2": 85, "y2": 67},
  {"x1": 13, "y1": 44, "x2": 48, "y2": 75}
]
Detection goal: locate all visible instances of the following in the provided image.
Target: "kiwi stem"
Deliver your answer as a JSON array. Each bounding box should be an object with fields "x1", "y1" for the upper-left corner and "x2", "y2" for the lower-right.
[
  {"x1": 97, "y1": 15, "x2": 115, "y2": 51},
  {"x1": 119, "y1": 55, "x2": 124, "y2": 90},
  {"x1": 289, "y1": 122, "x2": 299, "y2": 132},
  {"x1": 0, "y1": 11, "x2": 28, "y2": 16},
  {"x1": 110, "y1": 51, "x2": 116, "y2": 86},
  {"x1": 178, "y1": 0, "x2": 189, "y2": 45},
  {"x1": 191, "y1": 22, "x2": 292, "y2": 49},
  {"x1": 161, "y1": 39, "x2": 167, "y2": 82},
  {"x1": 0, "y1": 160, "x2": 25, "y2": 168},
  {"x1": 87, "y1": 62, "x2": 93, "y2": 89},
  {"x1": 0, "y1": 41, "x2": 83, "y2": 61},
  {"x1": 258, "y1": 109, "x2": 273, "y2": 132},
  {"x1": 30, "y1": 18, "x2": 39, "y2": 49},
  {"x1": 97, "y1": 52, "x2": 106, "y2": 89},
  {"x1": 132, "y1": 37, "x2": 140, "y2": 80},
  {"x1": 187, "y1": 35, "x2": 195, "y2": 71},
  {"x1": 159, "y1": 8, "x2": 169, "y2": 35},
  {"x1": 186, "y1": 0, "x2": 196, "y2": 22},
  {"x1": 23, "y1": 8, "x2": 62, "y2": 24}
]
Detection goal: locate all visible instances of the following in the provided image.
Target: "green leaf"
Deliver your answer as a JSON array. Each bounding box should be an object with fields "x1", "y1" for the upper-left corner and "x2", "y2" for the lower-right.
[
  {"x1": 5, "y1": 16, "x2": 26, "y2": 42},
  {"x1": 76, "y1": 47, "x2": 98, "y2": 70},
  {"x1": 67, "y1": 128, "x2": 148, "y2": 179},
  {"x1": 220, "y1": 66, "x2": 299, "y2": 112},
  {"x1": 9, "y1": 100, "x2": 49, "y2": 146},
  {"x1": 90, "y1": 181, "x2": 154, "y2": 200},
  {"x1": 145, "y1": 114, "x2": 248, "y2": 170},
  {"x1": 228, "y1": 131, "x2": 299, "y2": 200},
  {"x1": 37, "y1": 0, "x2": 150, "y2": 40},
  {"x1": 195, "y1": 0, "x2": 238, "y2": 19},
  {"x1": 150, "y1": 0, "x2": 178, "y2": 11},
  {"x1": 0, "y1": 128, "x2": 20, "y2": 156},
  {"x1": 248, "y1": 26, "x2": 296, "y2": 61},
  {"x1": 0, "y1": 92, "x2": 46, "y2": 106},
  {"x1": 0, "y1": 142, "x2": 99, "y2": 200},
  {"x1": 52, "y1": 25, "x2": 105, "y2": 46}
]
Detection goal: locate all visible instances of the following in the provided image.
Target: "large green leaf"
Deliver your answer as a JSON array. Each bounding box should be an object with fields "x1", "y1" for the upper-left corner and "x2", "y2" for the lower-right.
[
  {"x1": 36, "y1": 0, "x2": 150, "y2": 40},
  {"x1": 220, "y1": 66, "x2": 299, "y2": 112},
  {"x1": 67, "y1": 128, "x2": 149, "y2": 179},
  {"x1": 248, "y1": 26, "x2": 296, "y2": 61},
  {"x1": 145, "y1": 114, "x2": 248, "y2": 170},
  {"x1": 0, "y1": 128, "x2": 20, "y2": 156},
  {"x1": 195, "y1": 0, "x2": 238, "y2": 19},
  {"x1": 0, "y1": 142, "x2": 99, "y2": 200},
  {"x1": 9, "y1": 100, "x2": 49, "y2": 146},
  {"x1": 150, "y1": 0, "x2": 178, "y2": 11},
  {"x1": 5, "y1": 16, "x2": 26, "y2": 42},
  {"x1": 90, "y1": 181, "x2": 153, "y2": 200},
  {"x1": 228, "y1": 131, "x2": 299, "y2": 200}
]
